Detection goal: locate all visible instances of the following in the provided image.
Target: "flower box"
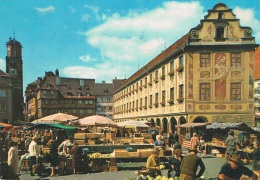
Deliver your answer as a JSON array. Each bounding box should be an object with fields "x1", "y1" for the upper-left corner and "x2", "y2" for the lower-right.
[
  {"x1": 168, "y1": 71, "x2": 174, "y2": 76},
  {"x1": 153, "y1": 79, "x2": 159, "y2": 83},
  {"x1": 148, "y1": 82, "x2": 152, "y2": 86},
  {"x1": 177, "y1": 97, "x2": 184, "y2": 103},
  {"x1": 176, "y1": 66, "x2": 184, "y2": 73},
  {"x1": 160, "y1": 75, "x2": 165, "y2": 80},
  {"x1": 143, "y1": 84, "x2": 147, "y2": 88},
  {"x1": 160, "y1": 102, "x2": 166, "y2": 106},
  {"x1": 143, "y1": 106, "x2": 147, "y2": 109},
  {"x1": 154, "y1": 103, "x2": 159, "y2": 107},
  {"x1": 139, "y1": 86, "x2": 143, "y2": 90},
  {"x1": 148, "y1": 105, "x2": 153, "y2": 108},
  {"x1": 167, "y1": 99, "x2": 174, "y2": 105}
]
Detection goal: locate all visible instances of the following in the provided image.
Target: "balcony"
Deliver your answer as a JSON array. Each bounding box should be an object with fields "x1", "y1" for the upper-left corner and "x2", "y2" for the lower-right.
[{"x1": 176, "y1": 66, "x2": 184, "y2": 73}]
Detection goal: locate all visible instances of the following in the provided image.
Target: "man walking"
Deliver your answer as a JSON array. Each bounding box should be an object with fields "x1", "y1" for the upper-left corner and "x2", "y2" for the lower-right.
[
  {"x1": 28, "y1": 136, "x2": 39, "y2": 176},
  {"x1": 180, "y1": 148, "x2": 205, "y2": 180},
  {"x1": 225, "y1": 131, "x2": 237, "y2": 162}
]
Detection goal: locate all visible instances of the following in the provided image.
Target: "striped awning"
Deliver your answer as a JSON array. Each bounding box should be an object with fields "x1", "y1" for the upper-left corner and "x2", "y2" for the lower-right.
[
  {"x1": 206, "y1": 122, "x2": 251, "y2": 131},
  {"x1": 177, "y1": 122, "x2": 211, "y2": 128}
]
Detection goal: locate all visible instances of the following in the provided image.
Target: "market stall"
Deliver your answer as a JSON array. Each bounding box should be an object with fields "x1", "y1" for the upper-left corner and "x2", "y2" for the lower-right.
[
  {"x1": 206, "y1": 122, "x2": 259, "y2": 161},
  {"x1": 177, "y1": 122, "x2": 211, "y2": 149}
]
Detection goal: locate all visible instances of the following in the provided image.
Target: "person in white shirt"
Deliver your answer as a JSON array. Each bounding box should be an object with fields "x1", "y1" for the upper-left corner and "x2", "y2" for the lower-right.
[
  {"x1": 58, "y1": 136, "x2": 74, "y2": 154},
  {"x1": 28, "y1": 136, "x2": 39, "y2": 176},
  {"x1": 8, "y1": 141, "x2": 19, "y2": 179}
]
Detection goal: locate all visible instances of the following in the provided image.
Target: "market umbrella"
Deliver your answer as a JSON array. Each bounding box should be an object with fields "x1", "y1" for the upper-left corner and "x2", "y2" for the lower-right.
[
  {"x1": 77, "y1": 115, "x2": 117, "y2": 127},
  {"x1": 117, "y1": 120, "x2": 149, "y2": 128},
  {"x1": 0, "y1": 122, "x2": 13, "y2": 129},
  {"x1": 32, "y1": 112, "x2": 79, "y2": 123}
]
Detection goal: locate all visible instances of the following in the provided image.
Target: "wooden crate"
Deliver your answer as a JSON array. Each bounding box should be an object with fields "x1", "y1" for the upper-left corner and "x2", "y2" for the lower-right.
[
  {"x1": 128, "y1": 152, "x2": 140, "y2": 158},
  {"x1": 112, "y1": 149, "x2": 128, "y2": 158},
  {"x1": 121, "y1": 137, "x2": 133, "y2": 144},
  {"x1": 109, "y1": 165, "x2": 118, "y2": 172},
  {"x1": 141, "y1": 133, "x2": 152, "y2": 139},
  {"x1": 74, "y1": 133, "x2": 86, "y2": 140},
  {"x1": 138, "y1": 148, "x2": 153, "y2": 157},
  {"x1": 86, "y1": 133, "x2": 101, "y2": 139},
  {"x1": 75, "y1": 139, "x2": 86, "y2": 145},
  {"x1": 88, "y1": 140, "x2": 96, "y2": 145},
  {"x1": 133, "y1": 138, "x2": 144, "y2": 144}
]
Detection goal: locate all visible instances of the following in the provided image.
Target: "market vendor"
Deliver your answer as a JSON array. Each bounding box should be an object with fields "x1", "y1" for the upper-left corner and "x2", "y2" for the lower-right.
[
  {"x1": 252, "y1": 141, "x2": 260, "y2": 170},
  {"x1": 146, "y1": 148, "x2": 161, "y2": 178},
  {"x1": 58, "y1": 136, "x2": 74, "y2": 154}
]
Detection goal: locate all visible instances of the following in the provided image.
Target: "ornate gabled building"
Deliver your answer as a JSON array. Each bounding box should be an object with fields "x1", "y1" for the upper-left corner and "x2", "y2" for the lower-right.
[
  {"x1": 25, "y1": 70, "x2": 96, "y2": 121},
  {"x1": 113, "y1": 3, "x2": 258, "y2": 133}
]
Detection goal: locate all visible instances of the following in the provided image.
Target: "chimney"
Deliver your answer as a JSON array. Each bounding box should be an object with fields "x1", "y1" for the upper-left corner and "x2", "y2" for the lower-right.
[{"x1": 55, "y1": 69, "x2": 59, "y2": 77}]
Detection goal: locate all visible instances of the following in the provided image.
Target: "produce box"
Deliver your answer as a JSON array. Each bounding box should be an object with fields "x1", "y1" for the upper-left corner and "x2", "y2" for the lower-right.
[
  {"x1": 132, "y1": 138, "x2": 144, "y2": 144},
  {"x1": 141, "y1": 133, "x2": 152, "y2": 139},
  {"x1": 128, "y1": 152, "x2": 140, "y2": 158},
  {"x1": 76, "y1": 139, "x2": 86, "y2": 145},
  {"x1": 137, "y1": 148, "x2": 153, "y2": 157},
  {"x1": 112, "y1": 149, "x2": 128, "y2": 158},
  {"x1": 86, "y1": 133, "x2": 102, "y2": 139},
  {"x1": 74, "y1": 133, "x2": 86, "y2": 140}
]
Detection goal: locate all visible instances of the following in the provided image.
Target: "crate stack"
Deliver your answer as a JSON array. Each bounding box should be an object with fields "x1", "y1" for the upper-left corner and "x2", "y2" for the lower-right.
[{"x1": 74, "y1": 133, "x2": 86, "y2": 145}]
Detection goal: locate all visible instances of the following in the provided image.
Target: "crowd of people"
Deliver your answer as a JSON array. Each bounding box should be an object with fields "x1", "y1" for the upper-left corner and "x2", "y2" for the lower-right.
[
  {"x1": 1, "y1": 127, "x2": 260, "y2": 179},
  {"x1": 144, "y1": 130, "x2": 260, "y2": 180}
]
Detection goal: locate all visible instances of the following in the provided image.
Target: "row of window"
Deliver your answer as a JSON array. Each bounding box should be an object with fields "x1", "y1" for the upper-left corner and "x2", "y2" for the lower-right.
[
  {"x1": 115, "y1": 56, "x2": 184, "y2": 100},
  {"x1": 96, "y1": 97, "x2": 112, "y2": 103},
  {"x1": 200, "y1": 52, "x2": 241, "y2": 68},
  {"x1": 96, "y1": 106, "x2": 113, "y2": 112},
  {"x1": 42, "y1": 109, "x2": 93, "y2": 114},
  {"x1": 115, "y1": 85, "x2": 183, "y2": 112},
  {"x1": 43, "y1": 99, "x2": 94, "y2": 105},
  {"x1": 114, "y1": 82, "x2": 242, "y2": 112}
]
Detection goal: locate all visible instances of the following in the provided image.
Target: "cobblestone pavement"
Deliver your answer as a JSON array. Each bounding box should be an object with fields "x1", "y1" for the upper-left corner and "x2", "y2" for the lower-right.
[{"x1": 18, "y1": 154, "x2": 253, "y2": 180}]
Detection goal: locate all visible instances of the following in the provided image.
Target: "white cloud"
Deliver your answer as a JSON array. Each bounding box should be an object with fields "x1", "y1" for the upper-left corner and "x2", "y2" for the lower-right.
[
  {"x1": 35, "y1": 6, "x2": 55, "y2": 13},
  {"x1": 63, "y1": 1, "x2": 260, "y2": 83},
  {"x1": 83, "y1": 5, "x2": 101, "y2": 21},
  {"x1": 0, "y1": 58, "x2": 5, "y2": 71},
  {"x1": 234, "y1": 7, "x2": 260, "y2": 43},
  {"x1": 79, "y1": 54, "x2": 96, "y2": 63},
  {"x1": 64, "y1": 1, "x2": 203, "y2": 81},
  {"x1": 81, "y1": 13, "x2": 90, "y2": 22}
]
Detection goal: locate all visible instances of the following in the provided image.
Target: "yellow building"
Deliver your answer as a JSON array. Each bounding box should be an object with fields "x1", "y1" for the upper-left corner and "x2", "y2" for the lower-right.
[{"x1": 113, "y1": 3, "x2": 258, "y2": 133}]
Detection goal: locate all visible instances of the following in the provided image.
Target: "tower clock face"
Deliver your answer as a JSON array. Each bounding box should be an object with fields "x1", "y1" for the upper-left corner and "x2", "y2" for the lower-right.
[{"x1": 10, "y1": 68, "x2": 17, "y2": 74}]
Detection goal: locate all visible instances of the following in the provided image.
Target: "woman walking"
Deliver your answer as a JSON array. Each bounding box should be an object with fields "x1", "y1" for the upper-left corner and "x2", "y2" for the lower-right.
[{"x1": 48, "y1": 139, "x2": 59, "y2": 177}]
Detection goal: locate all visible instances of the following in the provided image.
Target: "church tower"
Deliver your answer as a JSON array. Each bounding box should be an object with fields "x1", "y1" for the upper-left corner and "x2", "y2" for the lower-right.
[{"x1": 6, "y1": 37, "x2": 24, "y2": 122}]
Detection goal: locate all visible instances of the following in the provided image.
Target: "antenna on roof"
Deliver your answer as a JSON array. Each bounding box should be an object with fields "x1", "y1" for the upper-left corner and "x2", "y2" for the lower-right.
[
  {"x1": 13, "y1": 29, "x2": 16, "y2": 39},
  {"x1": 138, "y1": 31, "x2": 145, "y2": 70}
]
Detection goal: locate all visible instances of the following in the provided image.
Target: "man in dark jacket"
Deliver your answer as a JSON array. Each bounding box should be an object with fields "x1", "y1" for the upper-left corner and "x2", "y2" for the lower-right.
[
  {"x1": 70, "y1": 141, "x2": 83, "y2": 174},
  {"x1": 180, "y1": 148, "x2": 205, "y2": 180}
]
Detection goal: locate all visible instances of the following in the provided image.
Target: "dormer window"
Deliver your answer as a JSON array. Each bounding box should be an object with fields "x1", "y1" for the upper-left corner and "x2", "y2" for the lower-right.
[
  {"x1": 218, "y1": 12, "x2": 223, "y2": 19},
  {"x1": 216, "y1": 27, "x2": 225, "y2": 41}
]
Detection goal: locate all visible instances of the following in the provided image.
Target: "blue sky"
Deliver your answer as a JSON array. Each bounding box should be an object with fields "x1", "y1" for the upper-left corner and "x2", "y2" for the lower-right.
[{"x1": 0, "y1": 0, "x2": 260, "y2": 92}]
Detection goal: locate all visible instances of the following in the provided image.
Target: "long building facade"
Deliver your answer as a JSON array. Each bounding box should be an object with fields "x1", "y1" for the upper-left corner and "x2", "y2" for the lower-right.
[{"x1": 113, "y1": 3, "x2": 258, "y2": 133}]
